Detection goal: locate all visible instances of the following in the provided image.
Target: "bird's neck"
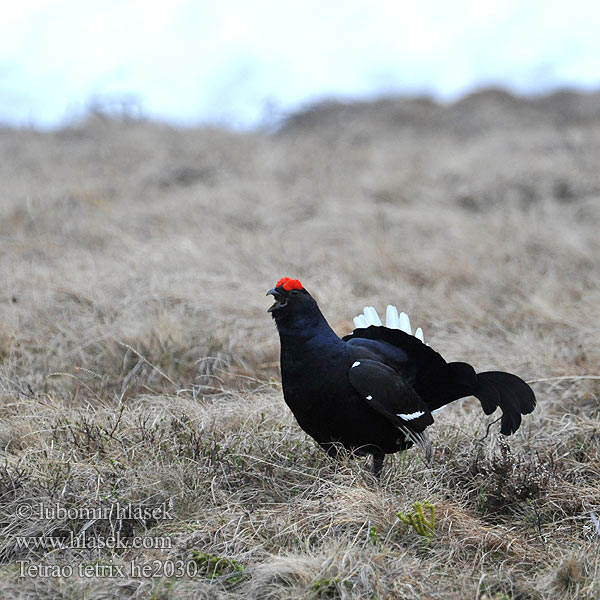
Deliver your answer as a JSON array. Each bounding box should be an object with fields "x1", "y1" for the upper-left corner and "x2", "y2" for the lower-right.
[
  {"x1": 274, "y1": 307, "x2": 341, "y2": 350},
  {"x1": 274, "y1": 307, "x2": 347, "y2": 389}
]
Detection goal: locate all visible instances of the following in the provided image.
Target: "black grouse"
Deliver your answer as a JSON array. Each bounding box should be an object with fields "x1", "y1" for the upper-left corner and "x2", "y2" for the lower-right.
[{"x1": 267, "y1": 277, "x2": 536, "y2": 476}]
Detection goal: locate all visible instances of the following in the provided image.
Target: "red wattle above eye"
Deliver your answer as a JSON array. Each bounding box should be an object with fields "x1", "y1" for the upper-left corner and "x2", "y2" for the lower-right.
[
  {"x1": 282, "y1": 279, "x2": 302, "y2": 291},
  {"x1": 275, "y1": 277, "x2": 303, "y2": 291}
]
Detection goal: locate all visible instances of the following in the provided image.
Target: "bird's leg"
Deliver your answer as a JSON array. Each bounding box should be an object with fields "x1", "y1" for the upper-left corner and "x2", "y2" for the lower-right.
[{"x1": 371, "y1": 452, "x2": 384, "y2": 479}]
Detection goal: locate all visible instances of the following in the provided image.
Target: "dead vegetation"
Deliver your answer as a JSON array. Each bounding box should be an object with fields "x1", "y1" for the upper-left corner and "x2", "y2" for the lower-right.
[{"x1": 0, "y1": 89, "x2": 599, "y2": 598}]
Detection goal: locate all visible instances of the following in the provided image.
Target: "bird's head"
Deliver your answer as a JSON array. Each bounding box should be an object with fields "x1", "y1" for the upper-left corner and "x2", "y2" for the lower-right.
[
  {"x1": 266, "y1": 277, "x2": 320, "y2": 323},
  {"x1": 267, "y1": 277, "x2": 309, "y2": 312},
  {"x1": 267, "y1": 277, "x2": 337, "y2": 340}
]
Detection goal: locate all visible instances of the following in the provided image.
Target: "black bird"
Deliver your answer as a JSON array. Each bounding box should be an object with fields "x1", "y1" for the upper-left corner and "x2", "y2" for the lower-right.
[{"x1": 267, "y1": 277, "x2": 536, "y2": 477}]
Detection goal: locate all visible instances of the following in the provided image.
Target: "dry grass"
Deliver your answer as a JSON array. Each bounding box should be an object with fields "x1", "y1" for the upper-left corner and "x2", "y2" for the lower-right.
[{"x1": 0, "y1": 89, "x2": 599, "y2": 599}]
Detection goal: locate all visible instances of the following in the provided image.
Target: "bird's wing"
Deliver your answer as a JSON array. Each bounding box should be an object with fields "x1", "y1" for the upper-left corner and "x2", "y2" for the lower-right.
[
  {"x1": 344, "y1": 325, "x2": 446, "y2": 379},
  {"x1": 348, "y1": 358, "x2": 434, "y2": 443},
  {"x1": 344, "y1": 326, "x2": 478, "y2": 410}
]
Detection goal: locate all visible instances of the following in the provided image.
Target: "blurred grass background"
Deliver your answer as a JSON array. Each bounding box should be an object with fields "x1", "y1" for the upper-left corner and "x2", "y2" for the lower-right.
[{"x1": 0, "y1": 89, "x2": 599, "y2": 599}]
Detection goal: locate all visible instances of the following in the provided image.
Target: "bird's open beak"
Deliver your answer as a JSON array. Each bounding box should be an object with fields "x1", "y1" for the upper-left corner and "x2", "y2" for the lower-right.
[{"x1": 266, "y1": 288, "x2": 287, "y2": 312}]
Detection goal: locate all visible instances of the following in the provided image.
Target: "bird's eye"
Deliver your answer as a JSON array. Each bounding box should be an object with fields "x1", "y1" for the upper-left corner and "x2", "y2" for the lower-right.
[{"x1": 290, "y1": 290, "x2": 299, "y2": 296}]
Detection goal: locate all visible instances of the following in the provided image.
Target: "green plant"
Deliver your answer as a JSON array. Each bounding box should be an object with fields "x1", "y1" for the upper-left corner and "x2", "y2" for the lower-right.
[
  {"x1": 312, "y1": 577, "x2": 352, "y2": 598},
  {"x1": 369, "y1": 524, "x2": 378, "y2": 545},
  {"x1": 191, "y1": 551, "x2": 245, "y2": 588},
  {"x1": 397, "y1": 501, "x2": 436, "y2": 541}
]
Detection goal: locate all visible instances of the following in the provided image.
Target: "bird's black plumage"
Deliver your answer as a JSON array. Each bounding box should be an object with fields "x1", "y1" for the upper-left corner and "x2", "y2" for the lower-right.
[{"x1": 268, "y1": 278, "x2": 536, "y2": 476}]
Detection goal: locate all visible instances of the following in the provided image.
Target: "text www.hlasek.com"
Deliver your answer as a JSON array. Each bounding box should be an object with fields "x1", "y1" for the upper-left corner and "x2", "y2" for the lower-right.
[{"x1": 16, "y1": 531, "x2": 172, "y2": 550}]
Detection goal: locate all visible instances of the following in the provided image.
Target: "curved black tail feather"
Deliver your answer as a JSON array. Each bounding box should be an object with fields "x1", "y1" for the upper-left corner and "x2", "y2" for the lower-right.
[{"x1": 473, "y1": 371, "x2": 536, "y2": 435}]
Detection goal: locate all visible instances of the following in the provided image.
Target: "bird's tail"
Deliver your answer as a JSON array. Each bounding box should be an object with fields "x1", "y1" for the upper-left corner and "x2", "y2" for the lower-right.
[
  {"x1": 422, "y1": 363, "x2": 536, "y2": 436},
  {"x1": 472, "y1": 371, "x2": 536, "y2": 435},
  {"x1": 347, "y1": 307, "x2": 536, "y2": 435}
]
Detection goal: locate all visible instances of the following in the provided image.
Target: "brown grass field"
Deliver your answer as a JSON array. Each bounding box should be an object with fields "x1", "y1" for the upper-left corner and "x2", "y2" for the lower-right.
[{"x1": 0, "y1": 89, "x2": 599, "y2": 599}]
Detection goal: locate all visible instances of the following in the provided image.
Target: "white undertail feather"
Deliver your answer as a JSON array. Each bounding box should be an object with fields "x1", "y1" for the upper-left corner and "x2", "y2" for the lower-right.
[
  {"x1": 353, "y1": 305, "x2": 426, "y2": 343},
  {"x1": 399, "y1": 311, "x2": 411, "y2": 335},
  {"x1": 385, "y1": 305, "x2": 399, "y2": 329},
  {"x1": 353, "y1": 314, "x2": 368, "y2": 329},
  {"x1": 363, "y1": 306, "x2": 382, "y2": 327}
]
